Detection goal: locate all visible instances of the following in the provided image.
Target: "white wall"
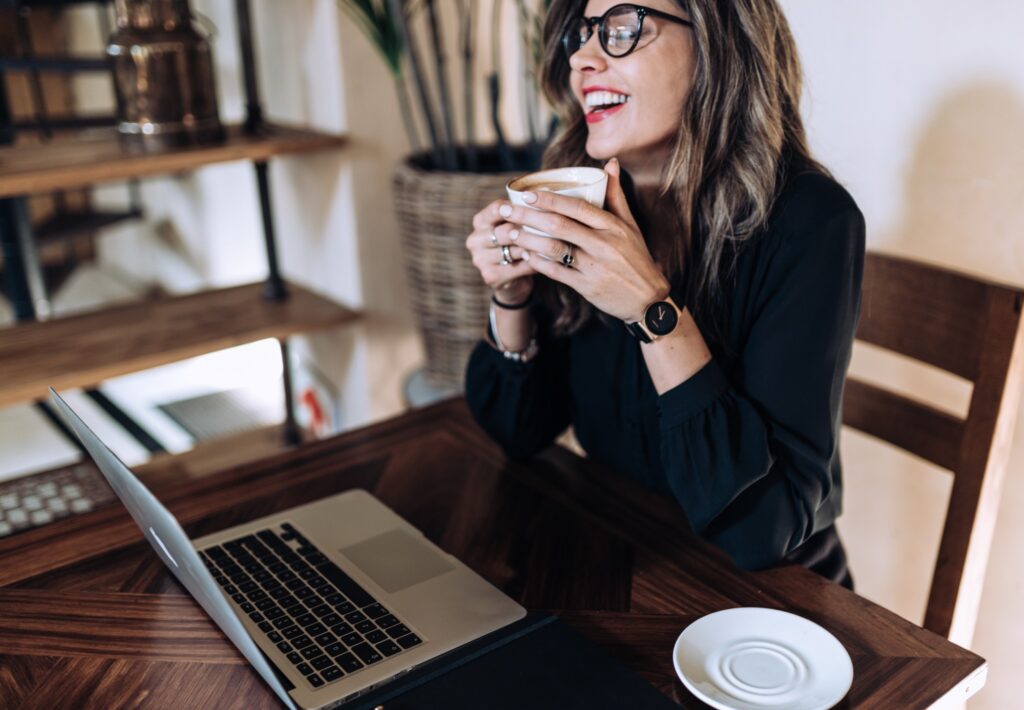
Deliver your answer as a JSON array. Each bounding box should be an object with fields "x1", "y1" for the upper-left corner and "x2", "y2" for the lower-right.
[{"x1": 781, "y1": 2, "x2": 1024, "y2": 708}]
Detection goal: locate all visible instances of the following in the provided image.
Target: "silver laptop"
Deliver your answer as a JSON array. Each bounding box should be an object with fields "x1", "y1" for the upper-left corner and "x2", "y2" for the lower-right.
[{"x1": 50, "y1": 389, "x2": 525, "y2": 709}]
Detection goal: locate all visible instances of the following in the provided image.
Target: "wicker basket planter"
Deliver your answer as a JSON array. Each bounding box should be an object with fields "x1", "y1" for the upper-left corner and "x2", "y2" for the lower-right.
[{"x1": 393, "y1": 148, "x2": 537, "y2": 391}]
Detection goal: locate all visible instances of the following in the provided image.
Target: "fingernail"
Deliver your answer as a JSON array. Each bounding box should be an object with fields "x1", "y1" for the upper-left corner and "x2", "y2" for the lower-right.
[
  {"x1": 522, "y1": 192, "x2": 537, "y2": 204},
  {"x1": 499, "y1": 204, "x2": 512, "y2": 218},
  {"x1": 510, "y1": 229, "x2": 519, "y2": 241},
  {"x1": 522, "y1": 251, "x2": 530, "y2": 260}
]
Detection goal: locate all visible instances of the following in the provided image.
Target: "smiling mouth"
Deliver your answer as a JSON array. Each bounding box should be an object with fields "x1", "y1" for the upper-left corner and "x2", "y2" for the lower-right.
[{"x1": 584, "y1": 90, "x2": 631, "y2": 115}]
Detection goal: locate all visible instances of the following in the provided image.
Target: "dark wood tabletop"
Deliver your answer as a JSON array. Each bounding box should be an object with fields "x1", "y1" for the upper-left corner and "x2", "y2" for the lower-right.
[{"x1": 0, "y1": 399, "x2": 986, "y2": 709}]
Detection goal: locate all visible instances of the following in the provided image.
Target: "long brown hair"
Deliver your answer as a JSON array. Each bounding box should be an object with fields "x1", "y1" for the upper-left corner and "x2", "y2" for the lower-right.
[{"x1": 537, "y1": 0, "x2": 826, "y2": 339}]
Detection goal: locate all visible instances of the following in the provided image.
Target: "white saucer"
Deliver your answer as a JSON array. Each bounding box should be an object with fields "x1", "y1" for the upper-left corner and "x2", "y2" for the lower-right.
[{"x1": 672, "y1": 608, "x2": 853, "y2": 710}]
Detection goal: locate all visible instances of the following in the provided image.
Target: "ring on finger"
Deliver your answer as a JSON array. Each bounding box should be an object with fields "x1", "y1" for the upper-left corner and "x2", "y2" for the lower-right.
[
  {"x1": 490, "y1": 228, "x2": 499, "y2": 246},
  {"x1": 500, "y1": 244, "x2": 513, "y2": 266},
  {"x1": 561, "y1": 243, "x2": 575, "y2": 268}
]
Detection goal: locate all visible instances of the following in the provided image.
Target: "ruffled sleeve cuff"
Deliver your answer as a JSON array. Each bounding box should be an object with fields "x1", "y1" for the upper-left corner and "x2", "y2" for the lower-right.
[{"x1": 656, "y1": 359, "x2": 730, "y2": 428}]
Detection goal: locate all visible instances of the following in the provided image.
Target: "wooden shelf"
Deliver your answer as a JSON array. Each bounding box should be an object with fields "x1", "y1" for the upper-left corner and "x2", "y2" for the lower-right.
[
  {"x1": 0, "y1": 123, "x2": 347, "y2": 198},
  {"x1": 0, "y1": 281, "x2": 358, "y2": 408}
]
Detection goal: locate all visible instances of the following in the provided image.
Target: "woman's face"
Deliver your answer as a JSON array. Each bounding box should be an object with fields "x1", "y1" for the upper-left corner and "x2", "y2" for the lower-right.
[{"x1": 568, "y1": 0, "x2": 696, "y2": 172}]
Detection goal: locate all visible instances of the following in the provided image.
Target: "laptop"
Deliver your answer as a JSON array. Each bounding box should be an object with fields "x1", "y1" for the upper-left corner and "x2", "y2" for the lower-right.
[{"x1": 49, "y1": 389, "x2": 526, "y2": 709}]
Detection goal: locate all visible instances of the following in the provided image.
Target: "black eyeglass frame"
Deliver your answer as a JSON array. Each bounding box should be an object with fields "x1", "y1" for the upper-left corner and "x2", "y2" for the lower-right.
[{"x1": 562, "y1": 3, "x2": 693, "y2": 59}]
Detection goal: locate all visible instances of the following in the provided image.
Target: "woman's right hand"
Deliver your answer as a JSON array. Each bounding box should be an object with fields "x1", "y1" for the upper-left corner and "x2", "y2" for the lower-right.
[{"x1": 466, "y1": 199, "x2": 535, "y2": 303}]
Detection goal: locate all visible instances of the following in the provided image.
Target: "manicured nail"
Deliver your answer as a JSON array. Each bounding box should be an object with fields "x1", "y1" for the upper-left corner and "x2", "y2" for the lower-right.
[
  {"x1": 522, "y1": 192, "x2": 537, "y2": 204},
  {"x1": 510, "y1": 229, "x2": 519, "y2": 241},
  {"x1": 522, "y1": 250, "x2": 530, "y2": 260},
  {"x1": 499, "y1": 204, "x2": 512, "y2": 218}
]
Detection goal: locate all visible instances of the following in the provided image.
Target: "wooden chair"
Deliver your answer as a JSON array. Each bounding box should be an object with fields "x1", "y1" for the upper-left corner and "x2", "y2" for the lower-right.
[{"x1": 843, "y1": 251, "x2": 1024, "y2": 647}]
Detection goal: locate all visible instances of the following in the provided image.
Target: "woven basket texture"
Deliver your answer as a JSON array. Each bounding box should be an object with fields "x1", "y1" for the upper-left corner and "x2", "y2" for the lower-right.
[{"x1": 393, "y1": 156, "x2": 525, "y2": 391}]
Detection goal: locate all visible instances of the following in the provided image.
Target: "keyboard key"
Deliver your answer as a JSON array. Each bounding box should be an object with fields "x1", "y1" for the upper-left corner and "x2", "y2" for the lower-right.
[
  {"x1": 306, "y1": 622, "x2": 327, "y2": 637},
  {"x1": 248, "y1": 612, "x2": 264, "y2": 623},
  {"x1": 295, "y1": 613, "x2": 316, "y2": 627},
  {"x1": 287, "y1": 651, "x2": 302, "y2": 664},
  {"x1": 341, "y1": 632, "x2": 362, "y2": 646},
  {"x1": 302, "y1": 646, "x2": 324, "y2": 661},
  {"x1": 282, "y1": 626, "x2": 303, "y2": 640},
  {"x1": 267, "y1": 631, "x2": 282, "y2": 643},
  {"x1": 376, "y1": 640, "x2": 402, "y2": 657},
  {"x1": 273, "y1": 617, "x2": 295, "y2": 630},
  {"x1": 314, "y1": 632, "x2": 336, "y2": 647},
  {"x1": 247, "y1": 590, "x2": 268, "y2": 602},
  {"x1": 325, "y1": 642, "x2": 346, "y2": 657},
  {"x1": 303, "y1": 595, "x2": 324, "y2": 609},
  {"x1": 269, "y1": 562, "x2": 288, "y2": 575},
  {"x1": 292, "y1": 635, "x2": 314, "y2": 650},
  {"x1": 364, "y1": 630, "x2": 387, "y2": 644},
  {"x1": 263, "y1": 607, "x2": 284, "y2": 620},
  {"x1": 286, "y1": 579, "x2": 305, "y2": 591},
  {"x1": 296, "y1": 662, "x2": 314, "y2": 676},
  {"x1": 316, "y1": 564, "x2": 376, "y2": 608},
  {"x1": 397, "y1": 633, "x2": 422, "y2": 649},
  {"x1": 344, "y1": 611, "x2": 367, "y2": 624},
  {"x1": 322, "y1": 613, "x2": 343, "y2": 627},
  {"x1": 351, "y1": 642, "x2": 383, "y2": 665},
  {"x1": 308, "y1": 674, "x2": 324, "y2": 688},
  {"x1": 363, "y1": 603, "x2": 388, "y2": 620},
  {"x1": 324, "y1": 593, "x2": 345, "y2": 606},
  {"x1": 322, "y1": 665, "x2": 344, "y2": 682},
  {"x1": 258, "y1": 621, "x2": 273, "y2": 633},
  {"x1": 308, "y1": 576, "x2": 329, "y2": 589},
  {"x1": 333, "y1": 600, "x2": 355, "y2": 615},
  {"x1": 231, "y1": 593, "x2": 246, "y2": 604},
  {"x1": 330, "y1": 622, "x2": 353, "y2": 637},
  {"x1": 30, "y1": 510, "x2": 53, "y2": 525},
  {"x1": 336, "y1": 652, "x2": 363, "y2": 673},
  {"x1": 355, "y1": 620, "x2": 376, "y2": 634},
  {"x1": 284, "y1": 603, "x2": 305, "y2": 618},
  {"x1": 278, "y1": 570, "x2": 297, "y2": 582},
  {"x1": 377, "y1": 614, "x2": 399, "y2": 629},
  {"x1": 239, "y1": 581, "x2": 257, "y2": 594},
  {"x1": 312, "y1": 655, "x2": 334, "y2": 671},
  {"x1": 295, "y1": 587, "x2": 315, "y2": 600},
  {"x1": 311, "y1": 604, "x2": 332, "y2": 617},
  {"x1": 386, "y1": 624, "x2": 412, "y2": 639},
  {"x1": 208, "y1": 546, "x2": 229, "y2": 559},
  {"x1": 276, "y1": 641, "x2": 292, "y2": 653}
]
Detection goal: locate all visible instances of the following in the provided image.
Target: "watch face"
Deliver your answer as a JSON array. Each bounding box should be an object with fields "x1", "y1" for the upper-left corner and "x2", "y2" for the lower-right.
[{"x1": 645, "y1": 301, "x2": 678, "y2": 336}]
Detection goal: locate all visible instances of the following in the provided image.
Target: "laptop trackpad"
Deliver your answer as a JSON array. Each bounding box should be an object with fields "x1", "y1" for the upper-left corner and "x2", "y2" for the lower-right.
[{"x1": 340, "y1": 529, "x2": 455, "y2": 594}]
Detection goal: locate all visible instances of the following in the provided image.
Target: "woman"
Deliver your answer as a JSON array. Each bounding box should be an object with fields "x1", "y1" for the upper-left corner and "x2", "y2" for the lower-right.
[{"x1": 464, "y1": 0, "x2": 864, "y2": 588}]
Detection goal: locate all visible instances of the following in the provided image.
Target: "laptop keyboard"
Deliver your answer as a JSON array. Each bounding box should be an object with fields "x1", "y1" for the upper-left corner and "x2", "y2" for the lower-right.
[
  {"x1": 201, "y1": 522, "x2": 423, "y2": 689},
  {"x1": 0, "y1": 464, "x2": 115, "y2": 538}
]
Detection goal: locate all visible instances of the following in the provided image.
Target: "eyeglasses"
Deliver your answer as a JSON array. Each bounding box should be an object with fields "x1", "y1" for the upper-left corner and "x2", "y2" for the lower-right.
[{"x1": 562, "y1": 3, "x2": 692, "y2": 59}]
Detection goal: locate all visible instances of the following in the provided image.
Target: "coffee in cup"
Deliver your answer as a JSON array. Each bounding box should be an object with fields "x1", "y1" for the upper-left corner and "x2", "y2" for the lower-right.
[{"x1": 506, "y1": 166, "x2": 608, "y2": 237}]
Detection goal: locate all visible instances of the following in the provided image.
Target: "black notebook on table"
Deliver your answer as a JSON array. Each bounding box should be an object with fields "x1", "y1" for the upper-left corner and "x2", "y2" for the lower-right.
[{"x1": 344, "y1": 613, "x2": 678, "y2": 709}]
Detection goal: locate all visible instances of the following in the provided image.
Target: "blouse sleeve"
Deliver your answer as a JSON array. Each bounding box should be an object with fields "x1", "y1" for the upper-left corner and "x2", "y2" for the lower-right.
[
  {"x1": 657, "y1": 205, "x2": 865, "y2": 570},
  {"x1": 465, "y1": 326, "x2": 572, "y2": 461}
]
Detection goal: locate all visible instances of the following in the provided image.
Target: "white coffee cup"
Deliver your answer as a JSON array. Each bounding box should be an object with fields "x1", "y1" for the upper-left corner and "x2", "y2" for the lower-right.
[{"x1": 506, "y1": 166, "x2": 608, "y2": 237}]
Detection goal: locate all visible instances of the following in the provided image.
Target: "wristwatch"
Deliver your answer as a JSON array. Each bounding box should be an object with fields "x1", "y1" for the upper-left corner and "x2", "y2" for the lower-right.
[{"x1": 626, "y1": 295, "x2": 682, "y2": 343}]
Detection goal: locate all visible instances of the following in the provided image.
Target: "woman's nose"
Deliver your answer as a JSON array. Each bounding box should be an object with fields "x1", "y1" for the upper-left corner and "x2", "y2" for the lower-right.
[{"x1": 569, "y1": 33, "x2": 608, "y2": 73}]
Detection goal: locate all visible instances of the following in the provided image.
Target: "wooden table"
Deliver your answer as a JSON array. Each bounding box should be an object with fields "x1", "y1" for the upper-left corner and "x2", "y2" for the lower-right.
[{"x1": 0, "y1": 400, "x2": 987, "y2": 708}]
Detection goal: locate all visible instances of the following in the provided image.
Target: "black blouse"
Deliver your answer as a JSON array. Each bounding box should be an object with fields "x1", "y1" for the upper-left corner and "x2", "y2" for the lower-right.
[{"x1": 465, "y1": 169, "x2": 865, "y2": 584}]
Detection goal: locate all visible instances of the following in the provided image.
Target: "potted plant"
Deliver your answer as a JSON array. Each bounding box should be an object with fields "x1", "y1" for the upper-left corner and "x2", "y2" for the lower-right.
[{"x1": 338, "y1": 0, "x2": 554, "y2": 393}]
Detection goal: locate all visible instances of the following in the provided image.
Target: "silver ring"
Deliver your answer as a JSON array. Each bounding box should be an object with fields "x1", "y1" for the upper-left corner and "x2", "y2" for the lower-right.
[
  {"x1": 500, "y1": 244, "x2": 513, "y2": 266},
  {"x1": 490, "y1": 229, "x2": 499, "y2": 246},
  {"x1": 561, "y1": 243, "x2": 575, "y2": 268}
]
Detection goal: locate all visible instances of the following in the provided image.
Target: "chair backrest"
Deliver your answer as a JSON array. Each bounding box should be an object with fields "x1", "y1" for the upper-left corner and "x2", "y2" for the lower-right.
[{"x1": 843, "y1": 251, "x2": 1024, "y2": 647}]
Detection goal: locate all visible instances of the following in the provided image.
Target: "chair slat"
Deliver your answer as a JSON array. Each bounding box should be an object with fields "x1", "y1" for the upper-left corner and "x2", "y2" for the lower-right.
[
  {"x1": 858, "y1": 253, "x2": 989, "y2": 381},
  {"x1": 843, "y1": 377, "x2": 964, "y2": 471}
]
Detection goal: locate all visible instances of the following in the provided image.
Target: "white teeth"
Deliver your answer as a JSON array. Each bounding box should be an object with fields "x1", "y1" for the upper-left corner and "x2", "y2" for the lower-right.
[{"x1": 584, "y1": 91, "x2": 630, "y2": 110}]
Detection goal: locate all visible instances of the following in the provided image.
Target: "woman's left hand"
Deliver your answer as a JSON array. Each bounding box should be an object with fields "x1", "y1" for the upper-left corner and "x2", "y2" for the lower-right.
[{"x1": 495, "y1": 158, "x2": 670, "y2": 323}]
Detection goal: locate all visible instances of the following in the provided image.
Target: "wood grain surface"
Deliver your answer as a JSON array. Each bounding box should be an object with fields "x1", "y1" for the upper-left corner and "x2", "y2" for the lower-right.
[
  {"x1": 0, "y1": 124, "x2": 347, "y2": 198},
  {"x1": 0, "y1": 281, "x2": 358, "y2": 408},
  {"x1": 0, "y1": 399, "x2": 986, "y2": 708}
]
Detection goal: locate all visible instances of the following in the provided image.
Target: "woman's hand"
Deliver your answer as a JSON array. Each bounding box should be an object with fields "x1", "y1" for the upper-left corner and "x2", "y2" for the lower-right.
[
  {"x1": 466, "y1": 200, "x2": 536, "y2": 304},
  {"x1": 493, "y1": 158, "x2": 670, "y2": 322}
]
